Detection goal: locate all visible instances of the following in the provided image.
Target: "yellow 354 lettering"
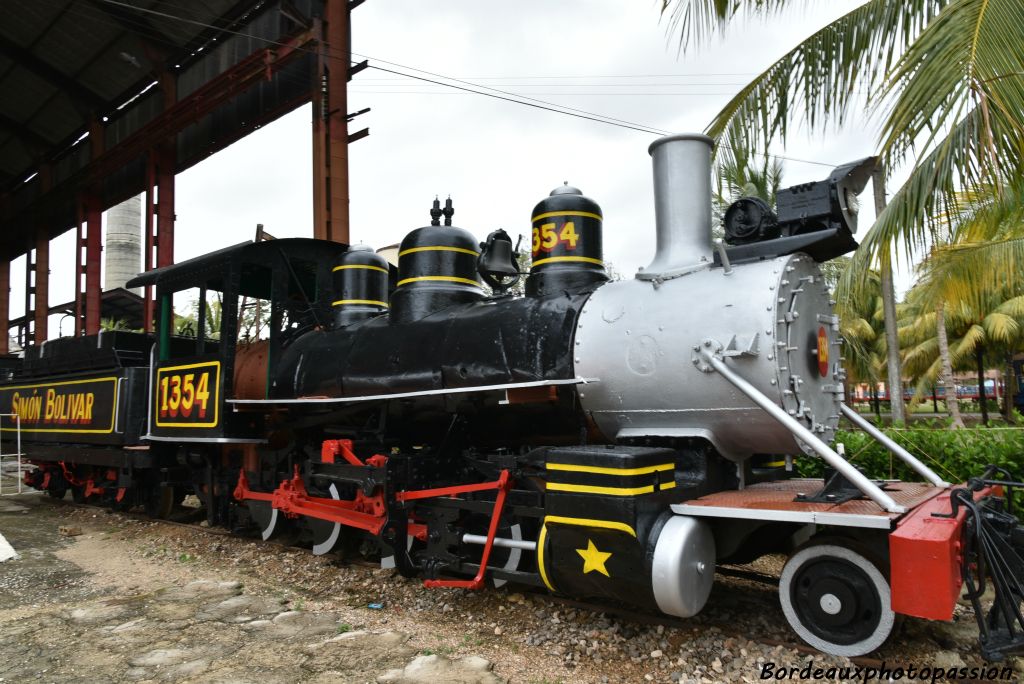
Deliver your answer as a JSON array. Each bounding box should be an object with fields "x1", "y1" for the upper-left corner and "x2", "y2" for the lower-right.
[{"x1": 532, "y1": 221, "x2": 579, "y2": 254}]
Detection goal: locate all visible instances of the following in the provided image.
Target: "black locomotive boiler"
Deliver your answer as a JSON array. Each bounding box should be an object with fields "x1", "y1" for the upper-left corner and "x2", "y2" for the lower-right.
[{"x1": 9, "y1": 133, "x2": 1024, "y2": 660}]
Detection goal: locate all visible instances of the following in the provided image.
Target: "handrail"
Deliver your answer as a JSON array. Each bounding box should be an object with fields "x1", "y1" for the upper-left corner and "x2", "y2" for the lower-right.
[
  {"x1": 699, "y1": 347, "x2": 905, "y2": 513},
  {"x1": 839, "y1": 404, "x2": 949, "y2": 487},
  {"x1": 0, "y1": 413, "x2": 23, "y2": 496}
]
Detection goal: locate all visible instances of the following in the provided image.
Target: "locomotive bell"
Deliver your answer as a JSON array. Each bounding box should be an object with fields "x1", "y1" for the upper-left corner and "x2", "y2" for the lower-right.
[
  {"x1": 525, "y1": 182, "x2": 608, "y2": 297},
  {"x1": 477, "y1": 229, "x2": 520, "y2": 292}
]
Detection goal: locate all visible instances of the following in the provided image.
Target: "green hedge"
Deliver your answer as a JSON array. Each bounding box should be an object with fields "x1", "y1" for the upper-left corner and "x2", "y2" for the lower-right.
[{"x1": 795, "y1": 427, "x2": 1024, "y2": 483}]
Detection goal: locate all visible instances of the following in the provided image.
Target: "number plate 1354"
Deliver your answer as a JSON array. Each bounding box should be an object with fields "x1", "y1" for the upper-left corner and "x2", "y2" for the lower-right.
[{"x1": 155, "y1": 361, "x2": 220, "y2": 428}]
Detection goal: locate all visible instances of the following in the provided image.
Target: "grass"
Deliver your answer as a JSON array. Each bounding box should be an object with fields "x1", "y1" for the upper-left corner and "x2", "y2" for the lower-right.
[{"x1": 460, "y1": 634, "x2": 485, "y2": 647}]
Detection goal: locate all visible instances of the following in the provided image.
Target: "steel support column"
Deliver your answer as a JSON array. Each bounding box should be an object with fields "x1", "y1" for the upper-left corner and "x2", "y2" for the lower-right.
[
  {"x1": 143, "y1": 76, "x2": 177, "y2": 332},
  {"x1": 143, "y1": 157, "x2": 156, "y2": 332},
  {"x1": 0, "y1": 258, "x2": 8, "y2": 355},
  {"x1": 22, "y1": 232, "x2": 50, "y2": 345},
  {"x1": 33, "y1": 231, "x2": 49, "y2": 344},
  {"x1": 142, "y1": 145, "x2": 176, "y2": 331},
  {"x1": 156, "y1": 144, "x2": 175, "y2": 269},
  {"x1": 21, "y1": 247, "x2": 34, "y2": 346},
  {"x1": 33, "y1": 166, "x2": 51, "y2": 344},
  {"x1": 75, "y1": 193, "x2": 102, "y2": 336},
  {"x1": 75, "y1": 120, "x2": 105, "y2": 337},
  {"x1": 312, "y1": 0, "x2": 351, "y2": 244}
]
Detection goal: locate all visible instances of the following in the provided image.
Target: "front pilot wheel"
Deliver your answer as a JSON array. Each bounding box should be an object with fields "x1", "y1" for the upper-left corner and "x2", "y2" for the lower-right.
[{"x1": 779, "y1": 542, "x2": 895, "y2": 657}]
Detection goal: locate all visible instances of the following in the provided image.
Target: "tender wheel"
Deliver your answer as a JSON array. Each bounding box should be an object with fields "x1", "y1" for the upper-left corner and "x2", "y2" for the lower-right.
[
  {"x1": 779, "y1": 542, "x2": 895, "y2": 657},
  {"x1": 71, "y1": 485, "x2": 87, "y2": 504},
  {"x1": 144, "y1": 486, "x2": 176, "y2": 519}
]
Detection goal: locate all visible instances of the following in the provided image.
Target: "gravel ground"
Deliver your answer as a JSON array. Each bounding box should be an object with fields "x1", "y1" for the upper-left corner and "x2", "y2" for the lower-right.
[{"x1": 1, "y1": 489, "x2": 1021, "y2": 683}]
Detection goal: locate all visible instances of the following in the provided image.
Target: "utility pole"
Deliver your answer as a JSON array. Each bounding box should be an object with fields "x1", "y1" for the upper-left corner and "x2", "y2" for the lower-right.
[{"x1": 873, "y1": 166, "x2": 906, "y2": 425}]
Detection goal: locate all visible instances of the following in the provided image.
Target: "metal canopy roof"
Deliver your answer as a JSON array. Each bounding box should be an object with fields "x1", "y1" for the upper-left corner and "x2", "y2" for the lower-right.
[
  {"x1": 0, "y1": 0, "x2": 321, "y2": 257},
  {"x1": 0, "y1": 0, "x2": 261, "y2": 188}
]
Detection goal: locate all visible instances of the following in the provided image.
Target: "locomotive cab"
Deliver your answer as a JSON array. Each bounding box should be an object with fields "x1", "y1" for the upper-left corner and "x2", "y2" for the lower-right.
[{"x1": 127, "y1": 238, "x2": 349, "y2": 442}]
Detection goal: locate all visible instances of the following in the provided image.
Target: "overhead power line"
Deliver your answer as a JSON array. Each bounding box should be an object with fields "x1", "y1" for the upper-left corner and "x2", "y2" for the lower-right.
[{"x1": 88, "y1": 0, "x2": 837, "y2": 168}]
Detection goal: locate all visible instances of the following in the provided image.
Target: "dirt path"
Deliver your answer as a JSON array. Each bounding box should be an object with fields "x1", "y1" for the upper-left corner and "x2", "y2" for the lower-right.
[{"x1": 0, "y1": 492, "x2": 1019, "y2": 683}]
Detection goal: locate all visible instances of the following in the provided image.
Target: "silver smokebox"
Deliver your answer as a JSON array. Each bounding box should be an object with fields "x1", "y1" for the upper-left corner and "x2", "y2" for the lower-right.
[{"x1": 640, "y1": 133, "x2": 714, "y2": 279}]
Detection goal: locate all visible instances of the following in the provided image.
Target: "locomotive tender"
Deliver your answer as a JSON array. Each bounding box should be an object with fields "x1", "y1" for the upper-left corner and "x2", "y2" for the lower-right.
[{"x1": 7, "y1": 134, "x2": 1024, "y2": 660}]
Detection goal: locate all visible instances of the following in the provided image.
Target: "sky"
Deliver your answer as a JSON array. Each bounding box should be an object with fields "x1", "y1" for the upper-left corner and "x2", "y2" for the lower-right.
[{"x1": 11, "y1": 0, "x2": 910, "y2": 335}]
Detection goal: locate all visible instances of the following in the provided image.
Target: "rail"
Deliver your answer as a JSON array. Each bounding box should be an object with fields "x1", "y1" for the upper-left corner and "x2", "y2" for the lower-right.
[{"x1": 0, "y1": 413, "x2": 23, "y2": 496}]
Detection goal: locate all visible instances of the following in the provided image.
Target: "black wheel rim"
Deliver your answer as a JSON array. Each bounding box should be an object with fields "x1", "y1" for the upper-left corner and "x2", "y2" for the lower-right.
[{"x1": 790, "y1": 556, "x2": 882, "y2": 646}]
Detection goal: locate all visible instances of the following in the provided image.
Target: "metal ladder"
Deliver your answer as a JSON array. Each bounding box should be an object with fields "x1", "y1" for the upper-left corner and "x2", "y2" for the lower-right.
[{"x1": 0, "y1": 413, "x2": 24, "y2": 496}]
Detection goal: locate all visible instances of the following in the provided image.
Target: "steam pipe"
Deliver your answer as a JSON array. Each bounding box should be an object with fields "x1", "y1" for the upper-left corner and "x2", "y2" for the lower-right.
[
  {"x1": 700, "y1": 347, "x2": 905, "y2": 513},
  {"x1": 639, "y1": 133, "x2": 714, "y2": 280},
  {"x1": 840, "y1": 404, "x2": 949, "y2": 487}
]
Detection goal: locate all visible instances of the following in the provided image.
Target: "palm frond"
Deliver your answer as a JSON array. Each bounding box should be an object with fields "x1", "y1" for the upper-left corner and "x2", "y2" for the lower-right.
[
  {"x1": 881, "y1": 0, "x2": 1024, "y2": 166},
  {"x1": 914, "y1": 238, "x2": 1024, "y2": 313},
  {"x1": 982, "y1": 311, "x2": 1020, "y2": 343},
  {"x1": 691, "y1": 0, "x2": 946, "y2": 151},
  {"x1": 661, "y1": 0, "x2": 805, "y2": 51},
  {"x1": 952, "y1": 323, "x2": 986, "y2": 364}
]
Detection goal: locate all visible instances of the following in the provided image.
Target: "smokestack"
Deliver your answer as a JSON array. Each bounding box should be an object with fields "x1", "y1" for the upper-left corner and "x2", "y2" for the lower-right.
[
  {"x1": 639, "y1": 134, "x2": 714, "y2": 280},
  {"x1": 105, "y1": 194, "x2": 142, "y2": 294}
]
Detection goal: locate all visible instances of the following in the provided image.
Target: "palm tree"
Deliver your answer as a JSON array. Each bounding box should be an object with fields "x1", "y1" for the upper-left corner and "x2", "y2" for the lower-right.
[
  {"x1": 833, "y1": 267, "x2": 885, "y2": 416},
  {"x1": 662, "y1": 0, "x2": 1024, "y2": 427},
  {"x1": 901, "y1": 288, "x2": 1024, "y2": 426},
  {"x1": 913, "y1": 180, "x2": 1024, "y2": 425},
  {"x1": 660, "y1": 1, "x2": 1024, "y2": 261},
  {"x1": 714, "y1": 140, "x2": 783, "y2": 208},
  {"x1": 899, "y1": 291, "x2": 965, "y2": 427}
]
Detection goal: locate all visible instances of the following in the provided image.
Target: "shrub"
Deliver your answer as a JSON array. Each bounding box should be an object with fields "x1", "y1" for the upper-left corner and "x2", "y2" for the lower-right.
[{"x1": 795, "y1": 427, "x2": 1024, "y2": 484}]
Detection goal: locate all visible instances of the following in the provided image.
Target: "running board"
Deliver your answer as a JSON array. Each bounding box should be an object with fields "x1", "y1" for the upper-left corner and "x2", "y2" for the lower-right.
[{"x1": 228, "y1": 377, "x2": 598, "y2": 406}]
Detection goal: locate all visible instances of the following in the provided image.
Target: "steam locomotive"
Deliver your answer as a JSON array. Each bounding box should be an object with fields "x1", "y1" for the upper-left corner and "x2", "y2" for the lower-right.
[{"x1": 6, "y1": 134, "x2": 1024, "y2": 660}]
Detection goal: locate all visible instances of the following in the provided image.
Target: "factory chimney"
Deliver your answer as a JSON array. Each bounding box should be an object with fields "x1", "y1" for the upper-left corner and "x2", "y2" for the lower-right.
[{"x1": 105, "y1": 194, "x2": 142, "y2": 294}]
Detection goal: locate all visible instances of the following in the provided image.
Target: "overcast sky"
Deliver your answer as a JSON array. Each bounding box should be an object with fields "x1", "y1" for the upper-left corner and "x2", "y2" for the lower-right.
[{"x1": 13, "y1": 0, "x2": 910, "y2": 333}]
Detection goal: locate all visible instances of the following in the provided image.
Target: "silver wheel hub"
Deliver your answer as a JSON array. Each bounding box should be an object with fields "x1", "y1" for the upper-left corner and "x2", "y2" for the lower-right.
[{"x1": 819, "y1": 592, "x2": 842, "y2": 615}]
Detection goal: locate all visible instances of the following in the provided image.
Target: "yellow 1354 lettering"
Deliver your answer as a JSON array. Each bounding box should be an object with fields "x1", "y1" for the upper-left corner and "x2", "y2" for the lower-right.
[
  {"x1": 159, "y1": 371, "x2": 211, "y2": 419},
  {"x1": 532, "y1": 221, "x2": 579, "y2": 254}
]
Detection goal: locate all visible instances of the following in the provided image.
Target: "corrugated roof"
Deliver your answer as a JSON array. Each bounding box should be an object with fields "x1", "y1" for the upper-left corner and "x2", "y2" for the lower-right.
[
  {"x1": 0, "y1": 0, "x2": 264, "y2": 188},
  {"x1": 0, "y1": 0, "x2": 321, "y2": 257}
]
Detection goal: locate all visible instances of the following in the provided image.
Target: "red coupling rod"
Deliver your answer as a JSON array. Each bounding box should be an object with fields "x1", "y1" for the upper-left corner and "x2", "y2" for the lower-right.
[{"x1": 233, "y1": 465, "x2": 388, "y2": 536}]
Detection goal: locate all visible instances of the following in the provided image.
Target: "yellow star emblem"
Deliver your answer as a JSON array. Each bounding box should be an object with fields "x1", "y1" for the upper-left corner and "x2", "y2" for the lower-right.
[{"x1": 576, "y1": 539, "x2": 612, "y2": 577}]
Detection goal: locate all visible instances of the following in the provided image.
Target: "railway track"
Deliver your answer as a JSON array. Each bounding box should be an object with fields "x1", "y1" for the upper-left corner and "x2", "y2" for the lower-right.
[{"x1": 33, "y1": 494, "x2": 893, "y2": 671}]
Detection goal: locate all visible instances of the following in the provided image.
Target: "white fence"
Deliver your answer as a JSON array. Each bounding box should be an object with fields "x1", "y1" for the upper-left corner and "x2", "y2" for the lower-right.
[{"x1": 0, "y1": 413, "x2": 23, "y2": 496}]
